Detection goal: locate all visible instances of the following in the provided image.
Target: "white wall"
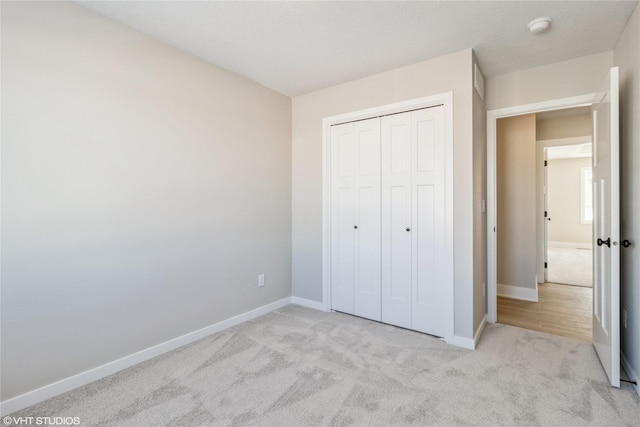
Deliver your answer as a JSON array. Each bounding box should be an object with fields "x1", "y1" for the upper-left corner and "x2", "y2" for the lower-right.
[
  {"x1": 614, "y1": 2, "x2": 640, "y2": 391},
  {"x1": 547, "y1": 158, "x2": 593, "y2": 244},
  {"x1": 1, "y1": 2, "x2": 291, "y2": 401},
  {"x1": 292, "y1": 49, "x2": 481, "y2": 339}
]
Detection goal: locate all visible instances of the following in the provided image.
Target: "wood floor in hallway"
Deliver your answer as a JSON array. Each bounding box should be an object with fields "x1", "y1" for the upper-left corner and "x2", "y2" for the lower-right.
[{"x1": 498, "y1": 282, "x2": 592, "y2": 342}]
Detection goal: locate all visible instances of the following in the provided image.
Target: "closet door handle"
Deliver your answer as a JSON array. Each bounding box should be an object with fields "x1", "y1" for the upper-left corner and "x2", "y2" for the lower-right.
[
  {"x1": 354, "y1": 225, "x2": 358, "y2": 229},
  {"x1": 406, "y1": 228, "x2": 411, "y2": 232},
  {"x1": 621, "y1": 239, "x2": 631, "y2": 248},
  {"x1": 597, "y1": 237, "x2": 611, "y2": 248}
]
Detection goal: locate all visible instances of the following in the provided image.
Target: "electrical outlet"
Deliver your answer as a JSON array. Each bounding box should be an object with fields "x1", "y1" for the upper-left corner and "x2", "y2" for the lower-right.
[
  {"x1": 258, "y1": 274, "x2": 265, "y2": 287},
  {"x1": 623, "y1": 309, "x2": 628, "y2": 329}
]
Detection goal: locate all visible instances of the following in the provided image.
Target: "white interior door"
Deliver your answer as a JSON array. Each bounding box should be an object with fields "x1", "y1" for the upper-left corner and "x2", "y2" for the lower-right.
[
  {"x1": 592, "y1": 66, "x2": 620, "y2": 388},
  {"x1": 330, "y1": 118, "x2": 381, "y2": 320}
]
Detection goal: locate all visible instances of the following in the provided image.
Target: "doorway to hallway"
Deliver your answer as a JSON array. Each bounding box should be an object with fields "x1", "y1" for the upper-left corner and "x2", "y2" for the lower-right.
[
  {"x1": 544, "y1": 143, "x2": 593, "y2": 288},
  {"x1": 493, "y1": 105, "x2": 594, "y2": 343}
]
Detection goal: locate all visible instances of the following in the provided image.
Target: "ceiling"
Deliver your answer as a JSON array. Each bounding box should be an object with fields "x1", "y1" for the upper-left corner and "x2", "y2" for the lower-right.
[{"x1": 75, "y1": 1, "x2": 638, "y2": 97}]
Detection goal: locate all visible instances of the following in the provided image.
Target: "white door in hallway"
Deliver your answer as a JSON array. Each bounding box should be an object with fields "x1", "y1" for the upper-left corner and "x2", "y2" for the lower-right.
[
  {"x1": 592, "y1": 66, "x2": 620, "y2": 388},
  {"x1": 330, "y1": 118, "x2": 382, "y2": 321}
]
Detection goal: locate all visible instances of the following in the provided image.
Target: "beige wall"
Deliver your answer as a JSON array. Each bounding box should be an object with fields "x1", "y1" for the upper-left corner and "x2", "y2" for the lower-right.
[
  {"x1": 547, "y1": 158, "x2": 593, "y2": 244},
  {"x1": 614, "y1": 2, "x2": 640, "y2": 389},
  {"x1": 486, "y1": 52, "x2": 614, "y2": 110},
  {"x1": 292, "y1": 49, "x2": 480, "y2": 339},
  {"x1": 497, "y1": 114, "x2": 537, "y2": 289},
  {"x1": 1, "y1": 2, "x2": 291, "y2": 400},
  {"x1": 537, "y1": 114, "x2": 592, "y2": 140}
]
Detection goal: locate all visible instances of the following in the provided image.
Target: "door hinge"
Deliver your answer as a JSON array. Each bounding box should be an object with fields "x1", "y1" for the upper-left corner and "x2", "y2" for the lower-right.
[
  {"x1": 544, "y1": 160, "x2": 548, "y2": 166},
  {"x1": 545, "y1": 262, "x2": 548, "y2": 268},
  {"x1": 544, "y1": 211, "x2": 548, "y2": 218}
]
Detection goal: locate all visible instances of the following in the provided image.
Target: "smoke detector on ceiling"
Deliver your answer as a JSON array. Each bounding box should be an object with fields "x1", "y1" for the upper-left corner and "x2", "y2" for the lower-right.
[{"x1": 528, "y1": 17, "x2": 552, "y2": 34}]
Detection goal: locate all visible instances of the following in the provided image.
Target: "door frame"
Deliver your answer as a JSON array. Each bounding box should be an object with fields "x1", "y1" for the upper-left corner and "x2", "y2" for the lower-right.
[
  {"x1": 486, "y1": 94, "x2": 596, "y2": 323},
  {"x1": 321, "y1": 92, "x2": 454, "y2": 344},
  {"x1": 543, "y1": 145, "x2": 549, "y2": 283}
]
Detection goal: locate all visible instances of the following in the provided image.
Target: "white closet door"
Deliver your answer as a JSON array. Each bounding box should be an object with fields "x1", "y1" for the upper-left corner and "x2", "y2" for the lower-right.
[
  {"x1": 354, "y1": 119, "x2": 382, "y2": 320},
  {"x1": 411, "y1": 106, "x2": 446, "y2": 336},
  {"x1": 381, "y1": 112, "x2": 413, "y2": 328},
  {"x1": 381, "y1": 106, "x2": 447, "y2": 335},
  {"x1": 331, "y1": 118, "x2": 381, "y2": 320},
  {"x1": 331, "y1": 122, "x2": 356, "y2": 314}
]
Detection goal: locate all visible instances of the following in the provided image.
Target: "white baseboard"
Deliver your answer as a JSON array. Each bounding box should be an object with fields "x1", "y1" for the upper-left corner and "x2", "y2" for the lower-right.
[
  {"x1": 0, "y1": 297, "x2": 291, "y2": 416},
  {"x1": 498, "y1": 283, "x2": 539, "y2": 302},
  {"x1": 474, "y1": 315, "x2": 487, "y2": 348},
  {"x1": 290, "y1": 296, "x2": 327, "y2": 311},
  {"x1": 621, "y1": 351, "x2": 640, "y2": 397},
  {"x1": 452, "y1": 315, "x2": 487, "y2": 350},
  {"x1": 548, "y1": 241, "x2": 592, "y2": 249},
  {"x1": 450, "y1": 335, "x2": 474, "y2": 350}
]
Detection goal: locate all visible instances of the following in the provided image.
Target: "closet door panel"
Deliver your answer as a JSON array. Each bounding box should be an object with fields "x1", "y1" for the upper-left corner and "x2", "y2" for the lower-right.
[
  {"x1": 336, "y1": 132, "x2": 355, "y2": 178},
  {"x1": 354, "y1": 120, "x2": 381, "y2": 321},
  {"x1": 382, "y1": 113, "x2": 412, "y2": 329},
  {"x1": 411, "y1": 107, "x2": 446, "y2": 336},
  {"x1": 358, "y1": 127, "x2": 378, "y2": 176},
  {"x1": 416, "y1": 119, "x2": 436, "y2": 172},
  {"x1": 332, "y1": 187, "x2": 355, "y2": 313},
  {"x1": 331, "y1": 119, "x2": 381, "y2": 319},
  {"x1": 415, "y1": 185, "x2": 436, "y2": 307},
  {"x1": 390, "y1": 186, "x2": 412, "y2": 298},
  {"x1": 390, "y1": 125, "x2": 410, "y2": 173},
  {"x1": 331, "y1": 123, "x2": 356, "y2": 314}
]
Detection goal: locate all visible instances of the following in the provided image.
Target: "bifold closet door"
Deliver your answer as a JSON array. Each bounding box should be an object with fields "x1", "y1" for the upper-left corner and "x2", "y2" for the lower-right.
[
  {"x1": 381, "y1": 106, "x2": 447, "y2": 337},
  {"x1": 330, "y1": 118, "x2": 381, "y2": 321}
]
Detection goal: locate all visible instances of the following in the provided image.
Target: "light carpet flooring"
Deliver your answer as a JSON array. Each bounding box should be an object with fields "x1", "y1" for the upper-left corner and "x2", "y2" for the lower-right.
[
  {"x1": 547, "y1": 246, "x2": 593, "y2": 288},
  {"x1": 12, "y1": 305, "x2": 640, "y2": 426}
]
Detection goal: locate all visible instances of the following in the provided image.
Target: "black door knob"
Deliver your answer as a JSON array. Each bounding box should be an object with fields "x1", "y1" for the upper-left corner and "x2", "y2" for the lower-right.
[
  {"x1": 597, "y1": 237, "x2": 611, "y2": 248},
  {"x1": 621, "y1": 239, "x2": 631, "y2": 248},
  {"x1": 406, "y1": 228, "x2": 411, "y2": 232},
  {"x1": 354, "y1": 225, "x2": 358, "y2": 229}
]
